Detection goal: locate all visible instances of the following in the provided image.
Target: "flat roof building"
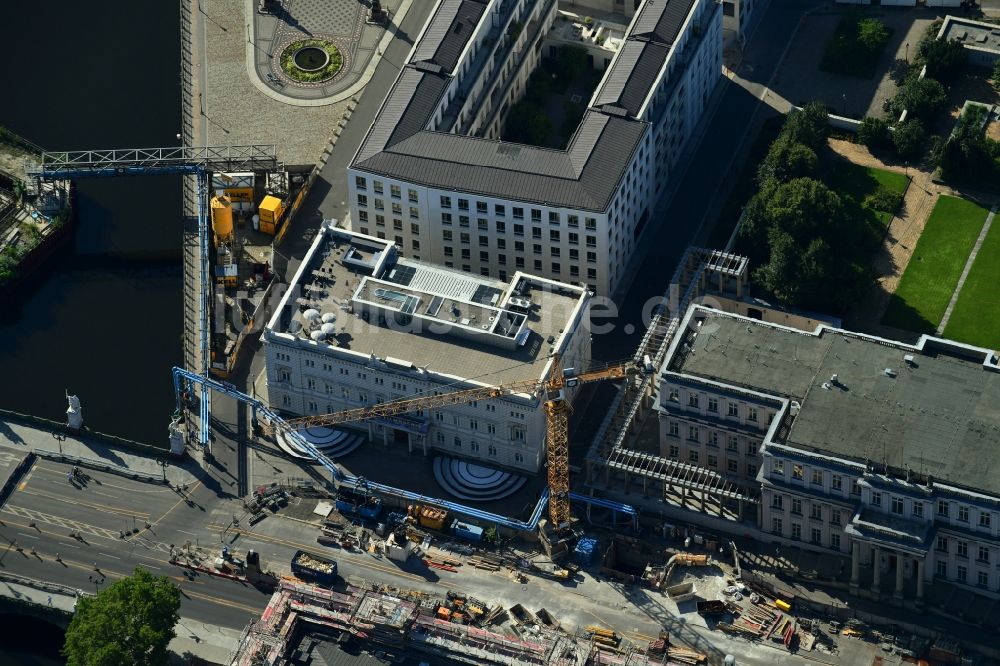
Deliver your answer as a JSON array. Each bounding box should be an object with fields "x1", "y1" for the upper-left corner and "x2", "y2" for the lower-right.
[
  {"x1": 263, "y1": 221, "x2": 591, "y2": 475},
  {"x1": 938, "y1": 15, "x2": 1000, "y2": 68},
  {"x1": 661, "y1": 304, "x2": 1000, "y2": 600},
  {"x1": 347, "y1": 0, "x2": 722, "y2": 295}
]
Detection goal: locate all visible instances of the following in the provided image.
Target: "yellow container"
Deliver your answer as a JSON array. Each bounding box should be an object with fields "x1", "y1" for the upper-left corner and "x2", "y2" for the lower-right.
[
  {"x1": 211, "y1": 195, "x2": 234, "y2": 240},
  {"x1": 258, "y1": 195, "x2": 284, "y2": 224},
  {"x1": 774, "y1": 598, "x2": 791, "y2": 612},
  {"x1": 224, "y1": 187, "x2": 253, "y2": 203}
]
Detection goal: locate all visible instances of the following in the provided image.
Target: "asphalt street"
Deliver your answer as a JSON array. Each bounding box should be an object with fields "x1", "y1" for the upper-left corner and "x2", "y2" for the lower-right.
[{"x1": 0, "y1": 459, "x2": 270, "y2": 628}]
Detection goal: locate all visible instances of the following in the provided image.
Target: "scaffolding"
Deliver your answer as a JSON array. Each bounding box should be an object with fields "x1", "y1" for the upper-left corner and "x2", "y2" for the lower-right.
[{"x1": 228, "y1": 577, "x2": 597, "y2": 666}]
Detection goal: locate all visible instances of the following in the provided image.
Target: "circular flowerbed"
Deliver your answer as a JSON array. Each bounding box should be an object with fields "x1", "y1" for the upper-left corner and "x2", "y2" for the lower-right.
[{"x1": 280, "y1": 39, "x2": 342, "y2": 83}]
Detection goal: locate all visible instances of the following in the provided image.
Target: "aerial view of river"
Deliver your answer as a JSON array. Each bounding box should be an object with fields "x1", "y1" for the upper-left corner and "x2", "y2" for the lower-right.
[{"x1": 1, "y1": 1, "x2": 183, "y2": 448}]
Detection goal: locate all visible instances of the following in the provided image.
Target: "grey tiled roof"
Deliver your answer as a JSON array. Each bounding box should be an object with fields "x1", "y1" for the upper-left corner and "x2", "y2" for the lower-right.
[
  {"x1": 631, "y1": 0, "x2": 698, "y2": 45},
  {"x1": 411, "y1": 0, "x2": 488, "y2": 73},
  {"x1": 351, "y1": 0, "x2": 700, "y2": 211}
]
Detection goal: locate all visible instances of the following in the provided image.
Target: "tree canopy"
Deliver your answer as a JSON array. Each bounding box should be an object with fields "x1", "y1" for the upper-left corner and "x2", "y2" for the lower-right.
[
  {"x1": 63, "y1": 568, "x2": 181, "y2": 666},
  {"x1": 889, "y1": 77, "x2": 947, "y2": 121},
  {"x1": 918, "y1": 37, "x2": 967, "y2": 83}
]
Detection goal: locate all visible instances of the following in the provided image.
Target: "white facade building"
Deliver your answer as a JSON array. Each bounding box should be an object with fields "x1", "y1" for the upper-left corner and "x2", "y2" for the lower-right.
[
  {"x1": 347, "y1": 0, "x2": 722, "y2": 295},
  {"x1": 660, "y1": 304, "x2": 1000, "y2": 601},
  {"x1": 263, "y1": 221, "x2": 591, "y2": 474}
]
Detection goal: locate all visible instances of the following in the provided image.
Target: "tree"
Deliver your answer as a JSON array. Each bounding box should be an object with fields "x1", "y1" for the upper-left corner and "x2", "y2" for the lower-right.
[
  {"x1": 63, "y1": 568, "x2": 180, "y2": 666},
  {"x1": 527, "y1": 114, "x2": 553, "y2": 146},
  {"x1": 892, "y1": 118, "x2": 927, "y2": 160},
  {"x1": 555, "y1": 46, "x2": 587, "y2": 81},
  {"x1": 857, "y1": 18, "x2": 890, "y2": 53},
  {"x1": 858, "y1": 116, "x2": 891, "y2": 151},
  {"x1": 782, "y1": 102, "x2": 829, "y2": 152},
  {"x1": 992, "y1": 60, "x2": 1000, "y2": 91},
  {"x1": 757, "y1": 134, "x2": 818, "y2": 186},
  {"x1": 919, "y1": 38, "x2": 967, "y2": 83},
  {"x1": 891, "y1": 77, "x2": 947, "y2": 121}
]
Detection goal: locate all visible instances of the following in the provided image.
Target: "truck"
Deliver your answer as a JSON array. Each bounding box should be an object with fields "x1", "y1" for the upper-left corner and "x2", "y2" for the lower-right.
[{"x1": 291, "y1": 550, "x2": 338, "y2": 585}]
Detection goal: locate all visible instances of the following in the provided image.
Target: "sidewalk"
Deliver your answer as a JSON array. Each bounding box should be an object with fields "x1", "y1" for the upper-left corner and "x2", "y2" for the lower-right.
[
  {"x1": 170, "y1": 618, "x2": 244, "y2": 665},
  {"x1": 0, "y1": 415, "x2": 201, "y2": 489}
]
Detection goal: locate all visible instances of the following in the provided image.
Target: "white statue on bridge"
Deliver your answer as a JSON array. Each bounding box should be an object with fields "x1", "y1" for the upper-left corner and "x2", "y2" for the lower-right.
[{"x1": 65, "y1": 392, "x2": 83, "y2": 431}]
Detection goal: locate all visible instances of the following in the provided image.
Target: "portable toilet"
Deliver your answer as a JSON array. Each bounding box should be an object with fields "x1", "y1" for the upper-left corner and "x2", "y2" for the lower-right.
[
  {"x1": 258, "y1": 195, "x2": 284, "y2": 235},
  {"x1": 210, "y1": 195, "x2": 234, "y2": 245}
]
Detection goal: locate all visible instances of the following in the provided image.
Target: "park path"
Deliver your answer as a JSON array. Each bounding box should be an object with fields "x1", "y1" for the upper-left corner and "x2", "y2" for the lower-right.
[{"x1": 938, "y1": 207, "x2": 996, "y2": 334}]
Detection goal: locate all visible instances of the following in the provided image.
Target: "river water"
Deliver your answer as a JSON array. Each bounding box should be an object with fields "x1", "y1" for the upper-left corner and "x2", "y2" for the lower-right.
[{"x1": 1, "y1": 1, "x2": 183, "y2": 447}]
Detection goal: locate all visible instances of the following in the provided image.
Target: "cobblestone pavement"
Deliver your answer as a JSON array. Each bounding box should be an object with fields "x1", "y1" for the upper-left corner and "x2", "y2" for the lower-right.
[
  {"x1": 197, "y1": 0, "x2": 352, "y2": 164},
  {"x1": 253, "y1": 0, "x2": 404, "y2": 101}
]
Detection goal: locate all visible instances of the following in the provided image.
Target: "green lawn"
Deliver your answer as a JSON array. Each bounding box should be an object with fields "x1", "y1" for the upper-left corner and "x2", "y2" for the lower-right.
[
  {"x1": 830, "y1": 162, "x2": 909, "y2": 225},
  {"x1": 882, "y1": 195, "x2": 990, "y2": 334},
  {"x1": 943, "y1": 208, "x2": 1000, "y2": 349}
]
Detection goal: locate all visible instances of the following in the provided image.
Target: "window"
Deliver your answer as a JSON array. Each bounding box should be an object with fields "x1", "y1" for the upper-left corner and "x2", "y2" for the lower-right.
[
  {"x1": 442, "y1": 230, "x2": 453, "y2": 242},
  {"x1": 496, "y1": 222, "x2": 506, "y2": 235},
  {"x1": 551, "y1": 262, "x2": 561, "y2": 274},
  {"x1": 667, "y1": 389, "x2": 679, "y2": 402},
  {"x1": 772, "y1": 460, "x2": 784, "y2": 475},
  {"x1": 454, "y1": 437, "x2": 462, "y2": 449},
  {"x1": 831, "y1": 475, "x2": 842, "y2": 492},
  {"x1": 460, "y1": 232, "x2": 470, "y2": 244},
  {"x1": 687, "y1": 426, "x2": 699, "y2": 441},
  {"x1": 411, "y1": 223, "x2": 420, "y2": 235},
  {"x1": 688, "y1": 394, "x2": 699, "y2": 408},
  {"x1": 585, "y1": 217, "x2": 597, "y2": 230},
  {"x1": 355, "y1": 176, "x2": 367, "y2": 190},
  {"x1": 978, "y1": 546, "x2": 990, "y2": 563},
  {"x1": 476, "y1": 201, "x2": 487, "y2": 214},
  {"x1": 358, "y1": 211, "x2": 369, "y2": 223},
  {"x1": 587, "y1": 251, "x2": 597, "y2": 263},
  {"x1": 548, "y1": 211, "x2": 559, "y2": 224},
  {"x1": 707, "y1": 454, "x2": 718, "y2": 468},
  {"x1": 727, "y1": 459, "x2": 738, "y2": 473},
  {"x1": 479, "y1": 235, "x2": 489, "y2": 247},
  {"x1": 937, "y1": 500, "x2": 949, "y2": 517},
  {"x1": 668, "y1": 421, "x2": 679, "y2": 437},
  {"x1": 478, "y1": 218, "x2": 488, "y2": 231},
  {"x1": 440, "y1": 195, "x2": 452, "y2": 208},
  {"x1": 494, "y1": 204, "x2": 505, "y2": 216},
  {"x1": 514, "y1": 452, "x2": 524, "y2": 464},
  {"x1": 936, "y1": 560, "x2": 948, "y2": 577},
  {"x1": 727, "y1": 402, "x2": 738, "y2": 416},
  {"x1": 393, "y1": 219, "x2": 403, "y2": 231},
  {"x1": 771, "y1": 494, "x2": 784, "y2": 510},
  {"x1": 772, "y1": 517, "x2": 783, "y2": 534},
  {"x1": 409, "y1": 207, "x2": 419, "y2": 219},
  {"x1": 390, "y1": 184, "x2": 400, "y2": 198},
  {"x1": 587, "y1": 268, "x2": 597, "y2": 280},
  {"x1": 376, "y1": 214, "x2": 385, "y2": 226},
  {"x1": 978, "y1": 571, "x2": 989, "y2": 588},
  {"x1": 812, "y1": 469, "x2": 823, "y2": 486},
  {"x1": 811, "y1": 504, "x2": 822, "y2": 520},
  {"x1": 791, "y1": 523, "x2": 801, "y2": 541},
  {"x1": 831, "y1": 510, "x2": 841, "y2": 526},
  {"x1": 513, "y1": 224, "x2": 524, "y2": 236},
  {"x1": 549, "y1": 229, "x2": 560, "y2": 242},
  {"x1": 513, "y1": 207, "x2": 523, "y2": 219},
  {"x1": 407, "y1": 189, "x2": 418, "y2": 203},
  {"x1": 957, "y1": 565, "x2": 967, "y2": 582},
  {"x1": 532, "y1": 227, "x2": 542, "y2": 240},
  {"x1": 707, "y1": 397, "x2": 718, "y2": 413},
  {"x1": 792, "y1": 464, "x2": 803, "y2": 481},
  {"x1": 871, "y1": 492, "x2": 882, "y2": 508},
  {"x1": 892, "y1": 497, "x2": 904, "y2": 515},
  {"x1": 391, "y1": 203, "x2": 402, "y2": 215},
  {"x1": 586, "y1": 235, "x2": 597, "y2": 247},
  {"x1": 480, "y1": 251, "x2": 489, "y2": 262},
  {"x1": 488, "y1": 444, "x2": 497, "y2": 456},
  {"x1": 373, "y1": 180, "x2": 383, "y2": 194},
  {"x1": 958, "y1": 506, "x2": 969, "y2": 522},
  {"x1": 470, "y1": 442, "x2": 480, "y2": 453},
  {"x1": 568, "y1": 232, "x2": 579, "y2": 245},
  {"x1": 747, "y1": 407, "x2": 758, "y2": 422},
  {"x1": 980, "y1": 512, "x2": 992, "y2": 529},
  {"x1": 913, "y1": 502, "x2": 924, "y2": 518},
  {"x1": 811, "y1": 528, "x2": 822, "y2": 545},
  {"x1": 374, "y1": 198, "x2": 384, "y2": 210},
  {"x1": 458, "y1": 198, "x2": 469, "y2": 211},
  {"x1": 669, "y1": 445, "x2": 679, "y2": 458},
  {"x1": 791, "y1": 498, "x2": 802, "y2": 515},
  {"x1": 727, "y1": 437, "x2": 738, "y2": 452},
  {"x1": 936, "y1": 536, "x2": 949, "y2": 553},
  {"x1": 531, "y1": 209, "x2": 541, "y2": 222},
  {"x1": 830, "y1": 533, "x2": 841, "y2": 550},
  {"x1": 957, "y1": 540, "x2": 968, "y2": 559},
  {"x1": 357, "y1": 194, "x2": 368, "y2": 207},
  {"x1": 708, "y1": 432, "x2": 719, "y2": 447},
  {"x1": 688, "y1": 450, "x2": 699, "y2": 463},
  {"x1": 460, "y1": 215, "x2": 470, "y2": 227}
]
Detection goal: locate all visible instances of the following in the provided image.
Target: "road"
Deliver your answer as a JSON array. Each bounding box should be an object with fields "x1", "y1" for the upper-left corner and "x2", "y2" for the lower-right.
[{"x1": 0, "y1": 459, "x2": 269, "y2": 628}]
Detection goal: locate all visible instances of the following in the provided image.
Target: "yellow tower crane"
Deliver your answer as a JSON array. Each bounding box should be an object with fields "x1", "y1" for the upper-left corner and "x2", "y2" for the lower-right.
[{"x1": 271, "y1": 354, "x2": 642, "y2": 532}]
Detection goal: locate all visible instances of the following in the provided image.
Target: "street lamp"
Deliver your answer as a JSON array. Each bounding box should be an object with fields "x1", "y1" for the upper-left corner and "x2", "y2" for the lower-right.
[{"x1": 905, "y1": 42, "x2": 909, "y2": 63}]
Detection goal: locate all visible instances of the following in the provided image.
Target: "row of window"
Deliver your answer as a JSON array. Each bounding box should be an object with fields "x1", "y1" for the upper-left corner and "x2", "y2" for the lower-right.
[
  {"x1": 666, "y1": 444, "x2": 757, "y2": 476},
  {"x1": 936, "y1": 560, "x2": 995, "y2": 590},
  {"x1": 770, "y1": 518, "x2": 842, "y2": 551},
  {"x1": 771, "y1": 461, "x2": 856, "y2": 494},
  {"x1": 936, "y1": 499, "x2": 994, "y2": 529},
  {"x1": 434, "y1": 432, "x2": 526, "y2": 463},
  {"x1": 665, "y1": 422, "x2": 757, "y2": 455},
  {"x1": 770, "y1": 494, "x2": 843, "y2": 526},
  {"x1": 438, "y1": 195, "x2": 598, "y2": 228},
  {"x1": 440, "y1": 223, "x2": 598, "y2": 246},
  {"x1": 935, "y1": 536, "x2": 995, "y2": 565},
  {"x1": 669, "y1": 390, "x2": 761, "y2": 422}
]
